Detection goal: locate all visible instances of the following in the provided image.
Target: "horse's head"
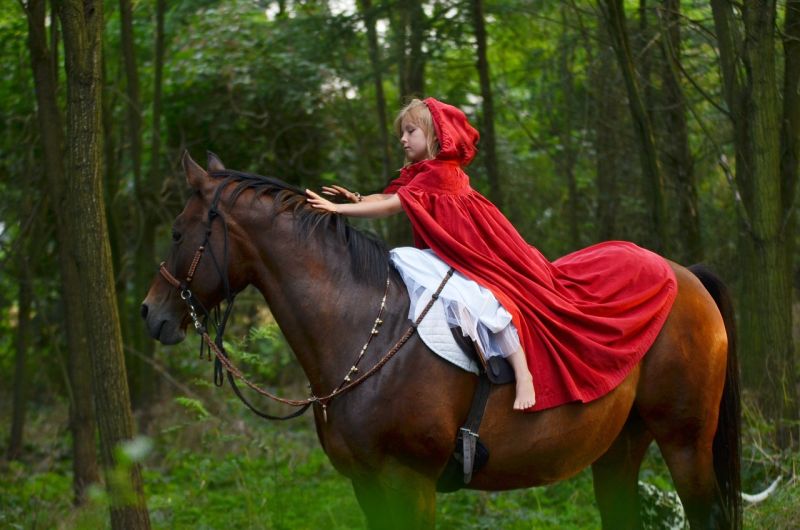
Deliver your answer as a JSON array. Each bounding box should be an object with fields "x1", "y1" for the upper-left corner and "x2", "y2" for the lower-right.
[{"x1": 141, "y1": 151, "x2": 252, "y2": 344}]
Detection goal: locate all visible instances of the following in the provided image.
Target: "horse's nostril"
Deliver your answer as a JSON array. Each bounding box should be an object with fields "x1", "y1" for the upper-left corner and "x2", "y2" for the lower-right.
[{"x1": 140, "y1": 304, "x2": 149, "y2": 319}]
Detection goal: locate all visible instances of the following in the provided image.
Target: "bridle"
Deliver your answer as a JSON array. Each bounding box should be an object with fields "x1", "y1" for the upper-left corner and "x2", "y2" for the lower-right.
[{"x1": 158, "y1": 182, "x2": 453, "y2": 422}]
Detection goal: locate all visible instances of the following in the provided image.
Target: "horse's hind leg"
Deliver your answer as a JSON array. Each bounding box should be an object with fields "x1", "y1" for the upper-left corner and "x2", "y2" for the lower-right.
[
  {"x1": 591, "y1": 411, "x2": 653, "y2": 530},
  {"x1": 351, "y1": 463, "x2": 436, "y2": 530},
  {"x1": 652, "y1": 426, "x2": 725, "y2": 529}
]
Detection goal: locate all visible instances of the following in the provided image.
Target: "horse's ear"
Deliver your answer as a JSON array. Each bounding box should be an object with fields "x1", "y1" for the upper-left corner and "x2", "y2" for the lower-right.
[
  {"x1": 207, "y1": 151, "x2": 226, "y2": 172},
  {"x1": 183, "y1": 151, "x2": 210, "y2": 191}
]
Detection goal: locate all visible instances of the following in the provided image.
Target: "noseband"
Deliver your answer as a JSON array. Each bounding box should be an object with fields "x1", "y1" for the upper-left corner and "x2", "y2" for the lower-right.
[
  {"x1": 159, "y1": 247, "x2": 206, "y2": 332},
  {"x1": 158, "y1": 184, "x2": 454, "y2": 422}
]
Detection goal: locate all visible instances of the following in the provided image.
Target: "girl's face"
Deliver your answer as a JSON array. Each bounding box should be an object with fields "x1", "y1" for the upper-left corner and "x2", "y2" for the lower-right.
[{"x1": 400, "y1": 120, "x2": 430, "y2": 163}]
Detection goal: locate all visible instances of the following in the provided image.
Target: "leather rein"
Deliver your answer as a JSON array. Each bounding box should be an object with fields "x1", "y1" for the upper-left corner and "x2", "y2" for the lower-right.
[{"x1": 159, "y1": 191, "x2": 453, "y2": 422}]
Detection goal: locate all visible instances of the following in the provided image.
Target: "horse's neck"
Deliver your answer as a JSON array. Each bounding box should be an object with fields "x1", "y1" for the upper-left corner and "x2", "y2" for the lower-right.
[{"x1": 247, "y1": 223, "x2": 391, "y2": 394}]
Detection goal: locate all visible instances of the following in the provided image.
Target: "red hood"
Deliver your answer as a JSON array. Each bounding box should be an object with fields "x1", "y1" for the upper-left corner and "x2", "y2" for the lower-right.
[{"x1": 424, "y1": 98, "x2": 480, "y2": 166}]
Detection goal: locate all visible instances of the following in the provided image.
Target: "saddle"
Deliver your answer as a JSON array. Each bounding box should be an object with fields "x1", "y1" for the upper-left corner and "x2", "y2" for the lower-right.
[{"x1": 435, "y1": 329, "x2": 514, "y2": 493}]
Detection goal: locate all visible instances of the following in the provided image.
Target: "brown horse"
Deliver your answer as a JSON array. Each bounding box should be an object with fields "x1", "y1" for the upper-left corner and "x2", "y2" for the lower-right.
[{"x1": 141, "y1": 153, "x2": 741, "y2": 530}]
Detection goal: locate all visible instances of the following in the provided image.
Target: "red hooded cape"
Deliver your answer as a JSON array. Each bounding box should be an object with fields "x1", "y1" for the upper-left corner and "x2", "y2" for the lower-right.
[{"x1": 385, "y1": 98, "x2": 677, "y2": 411}]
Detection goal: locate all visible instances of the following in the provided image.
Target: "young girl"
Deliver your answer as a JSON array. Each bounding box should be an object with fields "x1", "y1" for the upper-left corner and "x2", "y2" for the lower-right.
[{"x1": 306, "y1": 98, "x2": 677, "y2": 413}]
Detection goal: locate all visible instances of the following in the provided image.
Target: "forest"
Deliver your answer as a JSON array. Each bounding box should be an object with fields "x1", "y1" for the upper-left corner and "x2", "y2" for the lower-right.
[{"x1": 0, "y1": 0, "x2": 798, "y2": 528}]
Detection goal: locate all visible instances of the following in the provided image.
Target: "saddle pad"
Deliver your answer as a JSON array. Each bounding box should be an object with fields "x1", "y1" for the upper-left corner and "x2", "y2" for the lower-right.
[
  {"x1": 391, "y1": 248, "x2": 495, "y2": 375},
  {"x1": 412, "y1": 289, "x2": 480, "y2": 375}
]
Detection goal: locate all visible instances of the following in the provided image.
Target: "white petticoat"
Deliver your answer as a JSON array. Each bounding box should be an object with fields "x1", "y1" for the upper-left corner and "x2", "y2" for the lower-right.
[{"x1": 389, "y1": 247, "x2": 521, "y2": 366}]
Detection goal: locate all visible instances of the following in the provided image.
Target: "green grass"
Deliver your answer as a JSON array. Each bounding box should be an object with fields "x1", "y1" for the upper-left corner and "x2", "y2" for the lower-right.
[{"x1": 2, "y1": 397, "x2": 798, "y2": 529}]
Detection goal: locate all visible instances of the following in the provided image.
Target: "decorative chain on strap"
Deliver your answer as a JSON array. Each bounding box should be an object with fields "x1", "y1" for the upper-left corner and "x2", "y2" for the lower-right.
[{"x1": 194, "y1": 267, "x2": 455, "y2": 420}]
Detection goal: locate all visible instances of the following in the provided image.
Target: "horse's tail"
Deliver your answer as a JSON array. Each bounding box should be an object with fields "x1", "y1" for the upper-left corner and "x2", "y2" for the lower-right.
[{"x1": 689, "y1": 264, "x2": 742, "y2": 529}]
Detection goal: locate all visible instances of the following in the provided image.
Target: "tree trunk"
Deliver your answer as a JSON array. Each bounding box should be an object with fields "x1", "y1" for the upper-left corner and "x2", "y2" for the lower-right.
[
  {"x1": 133, "y1": 0, "x2": 167, "y2": 417},
  {"x1": 711, "y1": 0, "x2": 799, "y2": 449},
  {"x1": 782, "y1": 2, "x2": 800, "y2": 213},
  {"x1": 101, "y1": 42, "x2": 128, "y2": 345},
  {"x1": 119, "y1": 0, "x2": 151, "y2": 410},
  {"x1": 57, "y1": 0, "x2": 151, "y2": 525},
  {"x1": 391, "y1": 2, "x2": 407, "y2": 101},
  {"x1": 637, "y1": 0, "x2": 655, "y2": 125},
  {"x1": 119, "y1": 0, "x2": 141, "y2": 188},
  {"x1": 554, "y1": 6, "x2": 579, "y2": 248},
  {"x1": 592, "y1": 34, "x2": 625, "y2": 241},
  {"x1": 600, "y1": 0, "x2": 667, "y2": 253},
  {"x1": 358, "y1": 0, "x2": 392, "y2": 183},
  {"x1": 393, "y1": 0, "x2": 426, "y2": 99},
  {"x1": 658, "y1": 0, "x2": 701, "y2": 262},
  {"x1": 470, "y1": 0, "x2": 502, "y2": 208},
  {"x1": 779, "y1": 0, "x2": 800, "y2": 447},
  {"x1": 405, "y1": 0, "x2": 425, "y2": 98},
  {"x1": 23, "y1": 0, "x2": 100, "y2": 504},
  {"x1": 7, "y1": 267, "x2": 31, "y2": 461}
]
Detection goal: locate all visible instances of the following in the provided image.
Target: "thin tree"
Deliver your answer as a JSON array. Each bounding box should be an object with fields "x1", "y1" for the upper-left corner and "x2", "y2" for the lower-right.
[
  {"x1": 133, "y1": 0, "x2": 167, "y2": 414},
  {"x1": 123, "y1": 0, "x2": 167, "y2": 417},
  {"x1": 710, "y1": 0, "x2": 799, "y2": 448},
  {"x1": 599, "y1": 0, "x2": 668, "y2": 253},
  {"x1": 358, "y1": 0, "x2": 392, "y2": 183},
  {"x1": 393, "y1": 0, "x2": 426, "y2": 99},
  {"x1": 552, "y1": 6, "x2": 580, "y2": 248},
  {"x1": 22, "y1": 0, "x2": 100, "y2": 504},
  {"x1": 657, "y1": 0, "x2": 701, "y2": 262},
  {"x1": 7, "y1": 259, "x2": 31, "y2": 462},
  {"x1": 470, "y1": 0, "x2": 502, "y2": 208},
  {"x1": 57, "y1": 0, "x2": 151, "y2": 525},
  {"x1": 119, "y1": 0, "x2": 142, "y2": 188},
  {"x1": 590, "y1": 16, "x2": 628, "y2": 242},
  {"x1": 119, "y1": 0, "x2": 155, "y2": 410}
]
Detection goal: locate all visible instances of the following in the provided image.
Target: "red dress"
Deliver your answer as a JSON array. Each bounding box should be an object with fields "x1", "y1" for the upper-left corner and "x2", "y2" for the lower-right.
[{"x1": 385, "y1": 98, "x2": 677, "y2": 411}]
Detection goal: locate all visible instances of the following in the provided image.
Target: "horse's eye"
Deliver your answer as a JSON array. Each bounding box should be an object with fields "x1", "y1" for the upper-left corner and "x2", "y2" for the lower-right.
[{"x1": 172, "y1": 230, "x2": 182, "y2": 243}]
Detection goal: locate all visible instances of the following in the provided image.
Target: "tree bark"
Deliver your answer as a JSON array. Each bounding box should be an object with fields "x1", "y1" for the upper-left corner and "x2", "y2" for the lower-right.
[
  {"x1": 393, "y1": 0, "x2": 426, "y2": 99},
  {"x1": 637, "y1": 0, "x2": 655, "y2": 125},
  {"x1": 119, "y1": 0, "x2": 141, "y2": 188},
  {"x1": 470, "y1": 0, "x2": 502, "y2": 208},
  {"x1": 405, "y1": 0, "x2": 425, "y2": 98},
  {"x1": 592, "y1": 17, "x2": 626, "y2": 241},
  {"x1": 554, "y1": 6, "x2": 579, "y2": 248},
  {"x1": 132, "y1": 0, "x2": 167, "y2": 417},
  {"x1": 711, "y1": 0, "x2": 799, "y2": 448},
  {"x1": 119, "y1": 0, "x2": 152, "y2": 410},
  {"x1": 777, "y1": 0, "x2": 800, "y2": 447},
  {"x1": 781, "y1": 1, "x2": 800, "y2": 220},
  {"x1": 358, "y1": 0, "x2": 392, "y2": 183},
  {"x1": 57, "y1": 0, "x2": 151, "y2": 525},
  {"x1": 600, "y1": 0, "x2": 667, "y2": 253},
  {"x1": 658, "y1": 0, "x2": 701, "y2": 262},
  {"x1": 7, "y1": 266, "x2": 31, "y2": 461},
  {"x1": 23, "y1": 0, "x2": 100, "y2": 504}
]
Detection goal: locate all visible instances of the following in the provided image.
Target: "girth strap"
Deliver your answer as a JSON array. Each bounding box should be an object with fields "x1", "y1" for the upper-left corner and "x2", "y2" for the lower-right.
[
  {"x1": 436, "y1": 372, "x2": 493, "y2": 492},
  {"x1": 458, "y1": 373, "x2": 492, "y2": 484}
]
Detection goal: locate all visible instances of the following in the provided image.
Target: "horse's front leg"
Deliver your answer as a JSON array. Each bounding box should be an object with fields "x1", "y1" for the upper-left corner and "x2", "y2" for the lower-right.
[{"x1": 351, "y1": 461, "x2": 437, "y2": 530}]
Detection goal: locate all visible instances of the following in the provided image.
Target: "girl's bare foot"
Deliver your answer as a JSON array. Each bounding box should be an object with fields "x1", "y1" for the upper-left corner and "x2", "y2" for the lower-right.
[{"x1": 513, "y1": 375, "x2": 536, "y2": 410}]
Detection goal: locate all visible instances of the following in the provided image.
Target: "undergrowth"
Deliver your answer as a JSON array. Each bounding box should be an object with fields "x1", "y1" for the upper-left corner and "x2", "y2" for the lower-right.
[{"x1": 1, "y1": 382, "x2": 798, "y2": 529}]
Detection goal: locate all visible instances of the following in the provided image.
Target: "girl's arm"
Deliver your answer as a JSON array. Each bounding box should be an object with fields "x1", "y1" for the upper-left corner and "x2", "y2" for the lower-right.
[
  {"x1": 306, "y1": 189, "x2": 402, "y2": 218},
  {"x1": 321, "y1": 184, "x2": 389, "y2": 203}
]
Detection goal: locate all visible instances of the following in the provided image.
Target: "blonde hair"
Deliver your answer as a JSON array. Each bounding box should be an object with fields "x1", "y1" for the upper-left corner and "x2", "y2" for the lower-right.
[{"x1": 394, "y1": 99, "x2": 439, "y2": 163}]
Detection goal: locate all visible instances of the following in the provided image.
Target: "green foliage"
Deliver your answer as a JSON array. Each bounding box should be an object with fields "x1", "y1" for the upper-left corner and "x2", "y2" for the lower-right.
[
  {"x1": 743, "y1": 461, "x2": 800, "y2": 530},
  {"x1": 174, "y1": 396, "x2": 211, "y2": 420},
  {"x1": 5, "y1": 399, "x2": 796, "y2": 529}
]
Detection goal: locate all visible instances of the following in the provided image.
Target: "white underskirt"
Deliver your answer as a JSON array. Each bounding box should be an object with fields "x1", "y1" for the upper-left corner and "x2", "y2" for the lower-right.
[{"x1": 389, "y1": 247, "x2": 521, "y2": 359}]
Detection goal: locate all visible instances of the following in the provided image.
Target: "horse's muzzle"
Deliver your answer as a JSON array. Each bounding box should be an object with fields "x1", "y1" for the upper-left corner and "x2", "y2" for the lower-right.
[{"x1": 140, "y1": 300, "x2": 187, "y2": 345}]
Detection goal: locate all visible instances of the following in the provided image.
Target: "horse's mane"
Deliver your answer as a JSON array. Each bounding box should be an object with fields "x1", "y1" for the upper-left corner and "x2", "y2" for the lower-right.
[{"x1": 208, "y1": 169, "x2": 390, "y2": 285}]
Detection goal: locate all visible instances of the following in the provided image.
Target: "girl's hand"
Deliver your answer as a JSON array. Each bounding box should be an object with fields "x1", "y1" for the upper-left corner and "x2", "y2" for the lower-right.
[
  {"x1": 322, "y1": 184, "x2": 361, "y2": 203},
  {"x1": 305, "y1": 189, "x2": 339, "y2": 213}
]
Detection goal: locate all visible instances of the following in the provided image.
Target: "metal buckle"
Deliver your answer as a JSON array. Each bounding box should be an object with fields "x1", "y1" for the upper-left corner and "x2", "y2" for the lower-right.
[{"x1": 459, "y1": 427, "x2": 479, "y2": 483}]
